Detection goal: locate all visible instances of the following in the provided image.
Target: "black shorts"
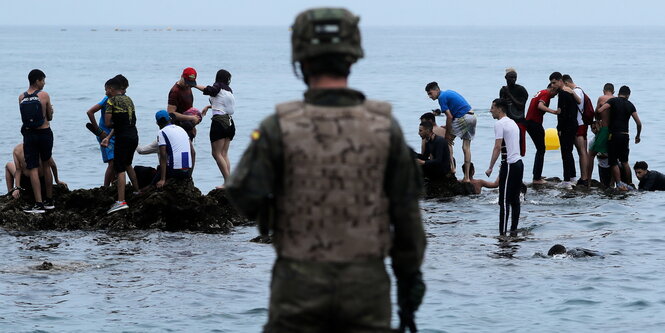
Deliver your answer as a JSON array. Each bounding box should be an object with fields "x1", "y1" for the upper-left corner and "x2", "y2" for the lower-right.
[
  {"x1": 113, "y1": 134, "x2": 139, "y2": 173},
  {"x1": 210, "y1": 114, "x2": 235, "y2": 142},
  {"x1": 22, "y1": 127, "x2": 53, "y2": 169},
  {"x1": 607, "y1": 133, "x2": 629, "y2": 166}
]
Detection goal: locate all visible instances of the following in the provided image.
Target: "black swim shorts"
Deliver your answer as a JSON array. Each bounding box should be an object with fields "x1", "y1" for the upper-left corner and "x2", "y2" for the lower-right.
[
  {"x1": 607, "y1": 133, "x2": 629, "y2": 166},
  {"x1": 113, "y1": 134, "x2": 138, "y2": 174},
  {"x1": 22, "y1": 127, "x2": 53, "y2": 169}
]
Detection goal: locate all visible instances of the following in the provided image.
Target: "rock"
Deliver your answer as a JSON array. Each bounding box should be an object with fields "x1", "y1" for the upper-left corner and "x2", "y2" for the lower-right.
[
  {"x1": 0, "y1": 180, "x2": 249, "y2": 233},
  {"x1": 35, "y1": 261, "x2": 54, "y2": 270}
]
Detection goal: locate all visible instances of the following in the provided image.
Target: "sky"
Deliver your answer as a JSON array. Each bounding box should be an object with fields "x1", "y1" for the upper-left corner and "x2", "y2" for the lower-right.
[{"x1": 0, "y1": 0, "x2": 660, "y2": 27}]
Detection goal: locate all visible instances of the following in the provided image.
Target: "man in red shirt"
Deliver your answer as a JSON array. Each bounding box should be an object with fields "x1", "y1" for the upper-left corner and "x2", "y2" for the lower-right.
[
  {"x1": 524, "y1": 84, "x2": 559, "y2": 184},
  {"x1": 167, "y1": 67, "x2": 201, "y2": 169}
]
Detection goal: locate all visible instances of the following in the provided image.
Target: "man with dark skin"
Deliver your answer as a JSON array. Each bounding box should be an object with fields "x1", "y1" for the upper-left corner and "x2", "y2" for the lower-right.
[
  {"x1": 227, "y1": 8, "x2": 425, "y2": 333},
  {"x1": 499, "y1": 68, "x2": 529, "y2": 156},
  {"x1": 597, "y1": 85, "x2": 642, "y2": 189}
]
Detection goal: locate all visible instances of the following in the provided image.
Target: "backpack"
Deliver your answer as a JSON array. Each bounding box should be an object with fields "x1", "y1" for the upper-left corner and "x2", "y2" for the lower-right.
[
  {"x1": 577, "y1": 88, "x2": 595, "y2": 125},
  {"x1": 20, "y1": 90, "x2": 44, "y2": 129}
]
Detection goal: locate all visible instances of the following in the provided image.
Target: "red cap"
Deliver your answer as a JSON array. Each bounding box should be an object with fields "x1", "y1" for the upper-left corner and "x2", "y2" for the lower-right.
[{"x1": 182, "y1": 67, "x2": 197, "y2": 86}]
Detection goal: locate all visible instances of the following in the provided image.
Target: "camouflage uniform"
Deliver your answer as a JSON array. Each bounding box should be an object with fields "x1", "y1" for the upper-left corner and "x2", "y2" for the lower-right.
[{"x1": 227, "y1": 7, "x2": 425, "y2": 333}]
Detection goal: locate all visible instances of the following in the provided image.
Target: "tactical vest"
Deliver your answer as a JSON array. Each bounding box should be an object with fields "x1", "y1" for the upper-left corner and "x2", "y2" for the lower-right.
[{"x1": 274, "y1": 100, "x2": 393, "y2": 262}]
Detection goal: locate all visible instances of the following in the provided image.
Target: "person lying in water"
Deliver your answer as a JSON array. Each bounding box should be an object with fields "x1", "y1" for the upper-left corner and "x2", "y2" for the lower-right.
[
  {"x1": 534, "y1": 244, "x2": 604, "y2": 258},
  {"x1": 633, "y1": 161, "x2": 665, "y2": 191}
]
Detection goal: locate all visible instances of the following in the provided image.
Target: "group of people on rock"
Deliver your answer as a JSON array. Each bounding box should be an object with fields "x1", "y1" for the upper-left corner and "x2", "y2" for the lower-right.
[
  {"x1": 416, "y1": 68, "x2": 663, "y2": 235},
  {"x1": 8, "y1": 67, "x2": 236, "y2": 214}
]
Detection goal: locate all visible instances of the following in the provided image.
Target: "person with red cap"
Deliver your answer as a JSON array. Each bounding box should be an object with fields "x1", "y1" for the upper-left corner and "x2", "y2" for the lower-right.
[{"x1": 167, "y1": 67, "x2": 201, "y2": 169}]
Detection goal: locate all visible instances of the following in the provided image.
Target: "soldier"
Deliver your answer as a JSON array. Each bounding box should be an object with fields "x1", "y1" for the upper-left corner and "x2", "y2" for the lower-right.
[{"x1": 227, "y1": 8, "x2": 426, "y2": 333}]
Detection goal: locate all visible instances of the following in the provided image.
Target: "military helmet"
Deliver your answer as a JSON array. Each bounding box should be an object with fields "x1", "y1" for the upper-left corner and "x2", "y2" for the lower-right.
[{"x1": 291, "y1": 7, "x2": 364, "y2": 64}]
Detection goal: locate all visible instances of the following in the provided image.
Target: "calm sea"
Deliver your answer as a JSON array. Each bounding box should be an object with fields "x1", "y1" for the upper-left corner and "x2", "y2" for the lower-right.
[{"x1": 1, "y1": 26, "x2": 664, "y2": 332}]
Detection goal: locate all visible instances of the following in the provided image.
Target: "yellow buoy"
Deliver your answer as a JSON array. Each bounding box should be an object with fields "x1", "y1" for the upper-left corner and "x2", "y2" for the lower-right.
[{"x1": 545, "y1": 128, "x2": 560, "y2": 150}]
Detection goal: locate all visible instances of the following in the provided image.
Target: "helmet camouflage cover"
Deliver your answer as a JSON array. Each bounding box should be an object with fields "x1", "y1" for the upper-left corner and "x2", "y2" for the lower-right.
[{"x1": 291, "y1": 7, "x2": 364, "y2": 64}]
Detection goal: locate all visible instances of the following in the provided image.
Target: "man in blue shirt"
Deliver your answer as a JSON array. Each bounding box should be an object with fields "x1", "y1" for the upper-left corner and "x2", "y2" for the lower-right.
[{"x1": 426, "y1": 81, "x2": 476, "y2": 182}]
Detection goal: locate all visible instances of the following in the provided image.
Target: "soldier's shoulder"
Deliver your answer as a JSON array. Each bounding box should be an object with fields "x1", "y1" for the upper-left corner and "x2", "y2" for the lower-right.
[
  {"x1": 364, "y1": 99, "x2": 392, "y2": 118},
  {"x1": 275, "y1": 100, "x2": 305, "y2": 118}
]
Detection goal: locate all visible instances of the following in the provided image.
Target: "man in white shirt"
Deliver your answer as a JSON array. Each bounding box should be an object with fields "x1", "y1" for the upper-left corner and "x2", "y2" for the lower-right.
[
  {"x1": 154, "y1": 110, "x2": 193, "y2": 188},
  {"x1": 486, "y1": 99, "x2": 524, "y2": 237}
]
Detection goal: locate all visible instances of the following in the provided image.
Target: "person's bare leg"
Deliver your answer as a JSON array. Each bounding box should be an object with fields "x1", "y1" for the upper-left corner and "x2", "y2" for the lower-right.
[
  {"x1": 104, "y1": 161, "x2": 115, "y2": 187},
  {"x1": 42, "y1": 162, "x2": 53, "y2": 199},
  {"x1": 462, "y1": 139, "x2": 472, "y2": 182},
  {"x1": 5, "y1": 162, "x2": 16, "y2": 192},
  {"x1": 117, "y1": 172, "x2": 126, "y2": 202},
  {"x1": 28, "y1": 168, "x2": 42, "y2": 203},
  {"x1": 587, "y1": 151, "x2": 597, "y2": 184},
  {"x1": 211, "y1": 139, "x2": 230, "y2": 188},
  {"x1": 221, "y1": 139, "x2": 231, "y2": 177},
  {"x1": 621, "y1": 161, "x2": 633, "y2": 185},
  {"x1": 126, "y1": 165, "x2": 139, "y2": 192},
  {"x1": 575, "y1": 136, "x2": 588, "y2": 180}
]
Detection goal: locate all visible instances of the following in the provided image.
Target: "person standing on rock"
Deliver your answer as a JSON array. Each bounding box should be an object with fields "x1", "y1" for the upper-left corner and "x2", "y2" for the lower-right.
[
  {"x1": 18, "y1": 69, "x2": 55, "y2": 213},
  {"x1": 101, "y1": 76, "x2": 140, "y2": 214},
  {"x1": 227, "y1": 8, "x2": 426, "y2": 333},
  {"x1": 168, "y1": 67, "x2": 201, "y2": 170}
]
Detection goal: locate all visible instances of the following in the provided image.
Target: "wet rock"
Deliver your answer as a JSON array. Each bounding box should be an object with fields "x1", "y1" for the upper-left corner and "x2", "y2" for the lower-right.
[
  {"x1": 424, "y1": 175, "x2": 475, "y2": 198},
  {"x1": 0, "y1": 180, "x2": 249, "y2": 233},
  {"x1": 250, "y1": 235, "x2": 272, "y2": 244}
]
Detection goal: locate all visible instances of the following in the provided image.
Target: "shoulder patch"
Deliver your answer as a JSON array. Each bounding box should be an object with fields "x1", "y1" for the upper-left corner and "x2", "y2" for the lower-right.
[{"x1": 251, "y1": 129, "x2": 261, "y2": 141}]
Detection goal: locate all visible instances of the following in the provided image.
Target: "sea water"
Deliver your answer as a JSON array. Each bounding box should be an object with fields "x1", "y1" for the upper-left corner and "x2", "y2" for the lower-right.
[{"x1": 1, "y1": 26, "x2": 664, "y2": 332}]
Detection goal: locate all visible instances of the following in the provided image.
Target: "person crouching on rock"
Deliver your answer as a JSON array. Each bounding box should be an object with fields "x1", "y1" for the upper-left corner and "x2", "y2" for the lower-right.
[
  {"x1": 153, "y1": 110, "x2": 193, "y2": 188},
  {"x1": 416, "y1": 121, "x2": 451, "y2": 181}
]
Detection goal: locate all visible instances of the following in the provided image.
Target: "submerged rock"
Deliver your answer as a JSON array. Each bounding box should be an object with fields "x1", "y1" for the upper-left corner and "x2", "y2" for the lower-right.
[{"x1": 0, "y1": 180, "x2": 248, "y2": 233}]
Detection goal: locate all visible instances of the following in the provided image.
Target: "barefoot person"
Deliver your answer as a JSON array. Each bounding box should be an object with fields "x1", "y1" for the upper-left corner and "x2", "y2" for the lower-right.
[
  {"x1": 425, "y1": 81, "x2": 476, "y2": 181},
  {"x1": 194, "y1": 69, "x2": 235, "y2": 188},
  {"x1": 486, "y1": 99, "x2": 524, "y2": 237}
]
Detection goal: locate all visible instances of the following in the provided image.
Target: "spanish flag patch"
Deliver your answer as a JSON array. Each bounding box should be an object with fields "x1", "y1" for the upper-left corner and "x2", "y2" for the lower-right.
[{"x1": 251, "y1": 130, "x2": 261, "y2": 141}]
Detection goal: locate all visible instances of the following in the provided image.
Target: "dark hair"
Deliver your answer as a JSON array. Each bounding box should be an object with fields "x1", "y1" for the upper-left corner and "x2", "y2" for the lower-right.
[
  {"x1": 634, "y1": 161, "x2": 648, "y2": 170},
  {"x1": 301, "y1": 53, "x2": 352, "y2": 80},
  {"x1": 420, "y1": 112, "x2": 436, "y2": 123},
  {"x1": 547, "y1": 82, "x2": 553, "y2": 88},
  {"x1": 419, "y1": 121, "x2": 433, "y2": 131},
  {"x1": 28, "y1": 69, "x2": 46, "y2": 85},
  {"x1": 113, "y1": 74, "x2": 129, "y2": 90},
  {"x1": 562, "y1": 74, "x2": 573, "y2": 83},
  {"x1": 548, "y1": 244, "x2": 567, "y2": 256},
  {"x1": 492, "y1": 98, "x2": 509, "y2": 112},
  {"x1": 105, "y1": 77, "x2": 123, "y2": 90},
  {"x1": 425, "y1": 81, "x2": 439, "y2": 92},
  {"x1": 603, "y1": 83, "x2": 614, "y2": 93},
  {"x1": 549, "y1": 72, "x2": 562, "y2": 81},
  {"x1": 215, "y1": 69, "x2": 232, "y2": 85},
  {"x1": 618, "y1": 85, "x2": 631, "y2": 96},
  {"x1": 157, "y1": 117, "x2": 170, "y2": 127}
]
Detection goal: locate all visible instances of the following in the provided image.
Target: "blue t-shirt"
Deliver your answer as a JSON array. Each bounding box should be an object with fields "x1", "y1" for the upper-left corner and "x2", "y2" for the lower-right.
[
  {"x1": 437, "y1": 90, "x2": 472, "y2": 119},
  {"x1": 97, "y1": 96, "x2": 111, "y2": 133}
]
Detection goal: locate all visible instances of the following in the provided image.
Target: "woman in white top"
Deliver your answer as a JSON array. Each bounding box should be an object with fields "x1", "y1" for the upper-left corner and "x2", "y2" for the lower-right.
[{"x1": 194, "y1": 69, "x2": 235, "y2": 188}]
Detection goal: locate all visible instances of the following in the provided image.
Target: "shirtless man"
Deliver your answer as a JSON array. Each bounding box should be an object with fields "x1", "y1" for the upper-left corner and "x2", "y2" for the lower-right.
[
  {"x1": 467, "y1": 162, "x2": 498, "y2": 194},
  {"x1": 18, "y1": 69, "x2": 55, "y2": 213},
  {"x1": 5, "y1": 144, "x2": 66, "y2": 199},
  {"x1": 587, "y1": 83, "x2": 614, "y2": 182}
]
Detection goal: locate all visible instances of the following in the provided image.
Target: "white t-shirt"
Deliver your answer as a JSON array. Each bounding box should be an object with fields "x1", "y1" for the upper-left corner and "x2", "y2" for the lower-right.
[
  {"x1": 157, "y1": 124, "x2": 192, "y2": 169},
  {"x1": 494, "y1": 116, "x2": 521, "y2": 164},
  {"x1": 210, "y1": 89, "x2": 235, "y2": 116},
  {"x1": 573, "y1": 87, "x2": 585, "y2": 126}
]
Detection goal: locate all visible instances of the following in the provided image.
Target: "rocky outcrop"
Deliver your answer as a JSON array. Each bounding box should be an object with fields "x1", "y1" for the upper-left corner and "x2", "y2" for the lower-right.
[{"x1": 0, "y1": 180, "x2": 248, "y2": 233}]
